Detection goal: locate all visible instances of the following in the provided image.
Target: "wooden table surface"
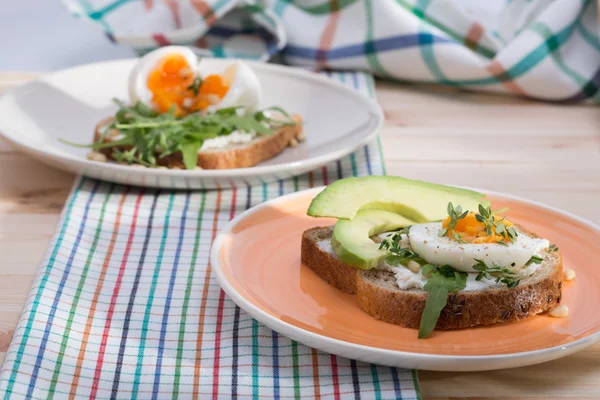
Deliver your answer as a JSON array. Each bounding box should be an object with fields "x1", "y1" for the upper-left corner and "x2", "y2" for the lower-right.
[{"x1": 0, "y1": 72, "x2": 599, "y2": 399}]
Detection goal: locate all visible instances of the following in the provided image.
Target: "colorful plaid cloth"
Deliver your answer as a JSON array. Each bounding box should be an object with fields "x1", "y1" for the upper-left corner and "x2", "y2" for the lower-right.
[
  {"x1": 63, "y1": 0, "x2": 600, "y2": 102},
  {"x1": 0, "y1": 72, "x2": 420, "y2": 399}
]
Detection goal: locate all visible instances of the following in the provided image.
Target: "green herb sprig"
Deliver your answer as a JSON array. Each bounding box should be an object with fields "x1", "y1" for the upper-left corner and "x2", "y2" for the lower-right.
[
  {"x1": 379, "y1": 233, "x2": 470, "y2": 339},
  {"x1": 379, "y1": 228, "x2": 428, "y2": 267},
  {"x1": 187, "y1": 77, "x2": 203, "y2": 96},
  {"x1": 419, "y1": 264, "x2": 467, "y2": 339},
  {"x1": 378, "y1": 227, "x2": 411, "y2": 251},
  {"x1": 525, "y1": 255, "x2": 544, "y2": 266},
  {"x1": 548, "y1": 244, "x2": 559, "y2": 252},
  {"x1": 61, "y1": 100, "x2": 298, "y2": 170},
  {"x1": 438, "y1": 202, "x2": 469, "y2": 242},
  {"x1": 472, "y1": 258, "x2": 522, "y2": 288},
  {"x1": 475, "y1": 204, "x2": 518, "y2": 245}
]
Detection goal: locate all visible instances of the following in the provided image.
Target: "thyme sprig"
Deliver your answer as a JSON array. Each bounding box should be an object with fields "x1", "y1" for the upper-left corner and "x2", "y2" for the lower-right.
[
  {"x1": 379, "y1": 228, "x2": 428, "y2": 266},
  {"x1": 475, "y1": 204, "x2": 518, "y2": 244},
  {"x1": 472, "y1": 258, "x2": 522, "y2": 288},
  {"x1": 438, "y1": 202, "x2": 469, "y2": 243},
  {"x1": 525, "y1": 255, "x2": 544, "y2": 266}
]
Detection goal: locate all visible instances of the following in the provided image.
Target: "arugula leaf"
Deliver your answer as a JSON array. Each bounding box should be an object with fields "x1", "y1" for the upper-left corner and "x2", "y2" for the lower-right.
[
  {"x1": 378, "y1": 233, "x2": 469, "y2": 339},
  {"x1": 385, "y1": 254, "x2": 427, "y2": 267},
  {"x1": 179, "y1": 131, "x2": 219, "y2": 170},
  {"x1": 62, "y1": 100, "x2": 298, "y2": 168},
  {"x1": 181, "y1": 142, "x2": 202, "y2": 170},
  {"x1": 92, "y1": 137, "x2": 134, "y2": 149},
  {"x1": 215, "y1": 106, "x2": 244, "y2": 117},
  {"x1": 454, "y1": 271, "x2": 466, "y2": 289},
  {"x1": 183, "y1": 128, "x2": 221, "y2": 141},
  {"x1": 418, "y1": 265, "x2": 467, "y2": 339},
  {"x1": 115, "y1": 99, "x2": 157, "y2": 121},
  {"x1": 221, "y1": 115, "x2": 273, "y2": 136},
  {"x1": 421, "y1": 263, "x2": 436, "y2": 277},
  {"x1": 419, "y1": 275, "x2": 451, "y2": 339}
]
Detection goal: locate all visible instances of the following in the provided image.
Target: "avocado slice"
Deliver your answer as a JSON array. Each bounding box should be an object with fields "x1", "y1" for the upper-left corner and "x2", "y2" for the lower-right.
[
  {"x1": 308, "y1": 176, "x2": 488, "y2": 221},
  {"x1": 332, "y1": 209, "x2": 415, "y2": 269}
]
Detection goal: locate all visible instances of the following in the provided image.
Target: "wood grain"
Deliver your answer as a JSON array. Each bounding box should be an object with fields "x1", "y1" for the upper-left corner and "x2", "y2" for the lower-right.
[
  {"x1": 0, "y1": 73, "x2": 599, "y2": 399},
  {"x1": 420, "y1": 344, "x2": 600, "y2": 398},
  {"x1": 378, "y1": 81, "x2": 600, "y2": 399}
]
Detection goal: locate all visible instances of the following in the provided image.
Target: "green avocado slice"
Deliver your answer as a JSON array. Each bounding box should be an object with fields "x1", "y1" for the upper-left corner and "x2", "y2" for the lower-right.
[
  {"x1": 308, "y1": 176, "x2": 488, "y2": 221},
  {"x1": 332, "y1": 209, "x2": 415, "y2": 270}
]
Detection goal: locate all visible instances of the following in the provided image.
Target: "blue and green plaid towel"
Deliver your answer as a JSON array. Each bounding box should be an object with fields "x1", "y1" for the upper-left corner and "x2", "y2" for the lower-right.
[
  {"x1": 0, "y1": 72, "x2": 421, "y2": 399},
  {"x1": 64, "y1": 0, "x2": 599, "y2": 102}
]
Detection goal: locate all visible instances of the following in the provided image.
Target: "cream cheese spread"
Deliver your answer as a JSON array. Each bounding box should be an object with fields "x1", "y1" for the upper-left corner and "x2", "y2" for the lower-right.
[{"x1": 199, "y1": 130, "x2": 256, "y2": 151}]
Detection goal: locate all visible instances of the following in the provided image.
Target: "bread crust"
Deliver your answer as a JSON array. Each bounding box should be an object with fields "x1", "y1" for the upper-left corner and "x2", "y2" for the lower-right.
[
  {"x1": 301, "y1": 225, "x2": 565, "y2": 331},
  {"x1": 358, "y1": 259, "x2": 563, "y2": 329},
  {"x1": 93, "y1": 115, "x2": 303, "y2": 169},
  {"x1": 301, "y1": 227, "x2": 358, "y2": 294}
]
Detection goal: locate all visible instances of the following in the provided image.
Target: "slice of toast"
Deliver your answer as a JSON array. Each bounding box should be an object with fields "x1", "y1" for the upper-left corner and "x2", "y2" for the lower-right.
[
  {"x1": 301, "y1": 226, "x2": 564, "y2": 330},
  {"x1": 301, "y1": 226, "x2": 359, "y2": 294},
  {"x1": 93, "y1": 115, "x2": 303, "y2": 169}
]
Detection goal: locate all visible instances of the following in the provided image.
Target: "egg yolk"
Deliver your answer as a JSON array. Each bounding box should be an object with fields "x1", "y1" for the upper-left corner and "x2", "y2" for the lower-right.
[
  {"x1": 194, "y1": 74, "x2": 230, "y2": 111},
  {"x1": 442, "y1": 212, "x2": 514, "y2": 244},
  {"x1": 146, "y1": 54, "x2": 230, "y2": 115}
]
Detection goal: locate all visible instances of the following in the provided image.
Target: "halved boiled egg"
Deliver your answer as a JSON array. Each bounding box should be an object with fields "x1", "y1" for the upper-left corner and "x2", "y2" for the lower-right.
[
  {"x1": 128, "y1": 46, "x2": 261, "y2": 115},
  {"x1": 128, "y1": 46, "x2": 199, "y2": 115},
  {"x1": 201, "y1": 60, "x2": 261, "y2": 113},
  {"x1": 408, "y1": 215, "x2": 549, "y2": 273}
]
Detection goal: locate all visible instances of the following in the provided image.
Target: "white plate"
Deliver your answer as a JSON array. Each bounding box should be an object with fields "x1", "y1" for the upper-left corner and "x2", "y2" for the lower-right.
[{"x1": 0, "y1": 60, "x2": 382, "y2": 189}]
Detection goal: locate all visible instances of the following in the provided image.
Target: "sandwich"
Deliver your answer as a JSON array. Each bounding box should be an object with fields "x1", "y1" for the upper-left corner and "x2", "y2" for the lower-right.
[
  {"x1": 64, "y1": 46, "x2": 303, "y2": 169},
  {"x1": 301, "y1": 176, "x2": 572, "y2": 338},
  {"x1": 91, "y1": 108, "x2": 303, "y2": 170}
]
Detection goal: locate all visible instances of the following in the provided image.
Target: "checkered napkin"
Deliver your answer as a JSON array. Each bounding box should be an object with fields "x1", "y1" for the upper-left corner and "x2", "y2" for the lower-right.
[
  {"x1": 0, "y1": 72, "x2": 420, "y2": 399},
  {"x1": 63, "y1": 0, "x2": 600, "y2": 102}
]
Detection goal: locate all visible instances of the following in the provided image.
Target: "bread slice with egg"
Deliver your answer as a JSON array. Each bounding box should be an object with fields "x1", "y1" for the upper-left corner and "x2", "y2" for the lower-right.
[
  {"x1": 301, "y1": 225, "x2": 564, "y2": 330},
  {"x1": 93, "y1": 115, "x2": 303, "y2": 169}
]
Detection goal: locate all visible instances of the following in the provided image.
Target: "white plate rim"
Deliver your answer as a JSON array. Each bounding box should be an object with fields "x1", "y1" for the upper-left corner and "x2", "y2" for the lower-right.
[
  {"x1": 210, "y1": 186, "x2": 600, "y2": 371},
  {"x1": 0, "y1": 59, "x2": 383, "y2": 179}
]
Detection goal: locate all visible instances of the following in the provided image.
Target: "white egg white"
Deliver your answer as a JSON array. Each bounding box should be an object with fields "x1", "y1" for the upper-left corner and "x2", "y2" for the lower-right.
[
  {"x1": 408, "y1": 222, "x2": 549, "y2": 272},
  {"x1": 200, "y1": 60, "x2": 262, "y2": 112},
  {"x1": 128, "y1": 46, "x2": 199, "y2": 107}
]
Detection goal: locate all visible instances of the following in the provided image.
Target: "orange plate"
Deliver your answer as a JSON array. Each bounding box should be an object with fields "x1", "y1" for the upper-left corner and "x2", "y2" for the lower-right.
[{"x1": 212, "y1": 188, "x2": 600, "y2": 369}]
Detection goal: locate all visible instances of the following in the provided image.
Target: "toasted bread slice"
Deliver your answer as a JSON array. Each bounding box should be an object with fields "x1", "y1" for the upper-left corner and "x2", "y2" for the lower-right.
[
  {"x1": 301, "y1": 226, "x2": 359, "y2": 294},
  {"x1": 93, "y1": 115, "x2": 303, "y2": 169},
  {"x1": 301, "y1": 226, "x2": 564, "y2": 330}
]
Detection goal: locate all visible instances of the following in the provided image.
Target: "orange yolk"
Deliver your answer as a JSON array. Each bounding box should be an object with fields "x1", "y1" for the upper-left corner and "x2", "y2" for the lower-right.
[
  {"x1": 194, "y1": 74, "x2": 230, "y2": 111},
  {"x1": 442, "y1": 212, "x2": 514, "y2": 244},
  {"x1": 146, "y1": 54, "x2": 230, "y2": 115}
]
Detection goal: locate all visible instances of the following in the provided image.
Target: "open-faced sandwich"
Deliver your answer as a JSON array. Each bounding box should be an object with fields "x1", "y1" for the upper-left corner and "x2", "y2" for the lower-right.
[
  {"x1": 65, "y1": 46, "x2": 303, "y2": 170},
  {"x1": 302, "y1": 176, "x2": 575, "y2": 338}
]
